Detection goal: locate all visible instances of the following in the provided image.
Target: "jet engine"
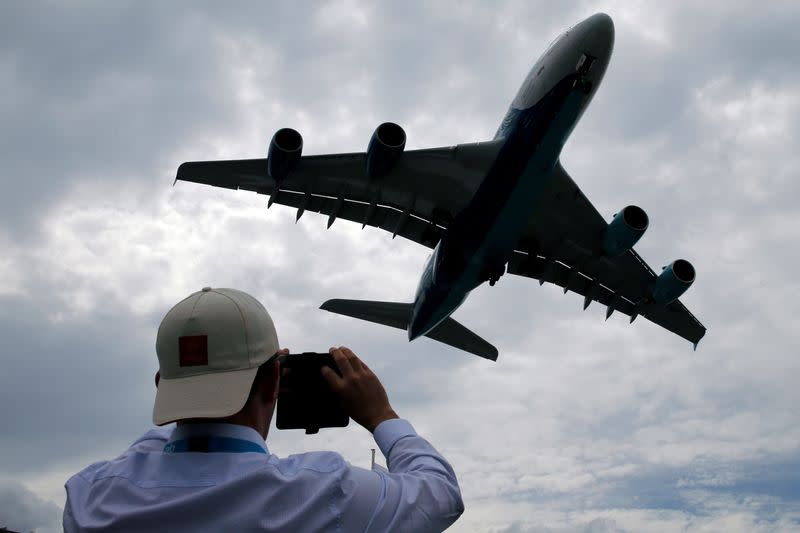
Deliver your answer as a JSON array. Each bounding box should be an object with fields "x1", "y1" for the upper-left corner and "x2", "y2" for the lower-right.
[
  {"x1": 652, "y1": 259, "x2": 695, "y2": 304},
  {"x1": 602, "y1": 205, "x2": 649, "y2": 256},
  {"x1": 268, "y1": 128, "x2": 303, "y2": 181},
  {"x1": 366, "y1": 122, "x2": 406, "y2": 178}
]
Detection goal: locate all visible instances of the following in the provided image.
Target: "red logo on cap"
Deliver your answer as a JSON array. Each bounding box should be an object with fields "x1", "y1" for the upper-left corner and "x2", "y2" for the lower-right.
[{"x1": 179, "y1": 335, "x2": 208, "y2": 367}]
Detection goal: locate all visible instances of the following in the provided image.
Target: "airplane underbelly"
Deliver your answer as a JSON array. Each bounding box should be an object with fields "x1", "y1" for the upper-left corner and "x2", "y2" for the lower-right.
[
  {"x1": 441, "y1": 77, "x2": 588, "y2": 294},
  {"x1": 474, "y1": 89, "x2": 586, "y2": 267}
]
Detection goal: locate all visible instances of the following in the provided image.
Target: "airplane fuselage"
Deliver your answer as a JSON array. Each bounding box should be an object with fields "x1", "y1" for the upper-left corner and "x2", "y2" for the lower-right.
[{"x1": 408, "y1": 13, "x2": 615, "y2": 341}]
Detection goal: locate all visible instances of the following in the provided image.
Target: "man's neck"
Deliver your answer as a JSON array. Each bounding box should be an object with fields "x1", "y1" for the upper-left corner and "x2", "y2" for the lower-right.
[{"x1": 176, "y1": 412, "x2": 268, "y2": 440}]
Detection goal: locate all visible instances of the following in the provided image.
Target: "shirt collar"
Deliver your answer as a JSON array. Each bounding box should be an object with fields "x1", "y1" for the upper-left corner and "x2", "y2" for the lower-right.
[{"x1": 167, "y1": 423, "x2": 269, "y2": 454}]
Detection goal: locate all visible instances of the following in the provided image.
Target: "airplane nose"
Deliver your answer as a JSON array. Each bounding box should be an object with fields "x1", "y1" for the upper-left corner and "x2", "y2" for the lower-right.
[
  {"x1": 589, "y1": 12, "x2": 613, "y2": 29},
  {"x1": 582, "y1": 13, "x2": 615, "y2": 57}
]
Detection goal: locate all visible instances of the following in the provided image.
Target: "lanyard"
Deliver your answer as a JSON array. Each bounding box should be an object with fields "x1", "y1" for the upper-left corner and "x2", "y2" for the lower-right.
[{"x1": 164, "y1": 436, "x2": 267, "y2": 454}]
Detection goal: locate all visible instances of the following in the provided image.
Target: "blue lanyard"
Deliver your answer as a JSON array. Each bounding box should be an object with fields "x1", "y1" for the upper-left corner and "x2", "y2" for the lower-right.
[{"x1": 164, "y1": 436, "x2": 267, "y2": 454}]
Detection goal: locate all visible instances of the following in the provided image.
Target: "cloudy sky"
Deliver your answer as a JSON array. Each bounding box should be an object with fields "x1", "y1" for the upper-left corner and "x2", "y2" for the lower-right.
[{"x1": 1, "y1": 1, "x2": 799, "y2": 531}]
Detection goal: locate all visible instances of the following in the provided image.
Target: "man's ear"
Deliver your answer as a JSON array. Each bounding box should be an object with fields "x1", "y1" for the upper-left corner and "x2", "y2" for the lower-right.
[
  {"x1": 155, "y1": 371, "x2": 160, "y2": 388},
  {"x1": 259, "y1": 359, "x2": 281, "y2": 402}
]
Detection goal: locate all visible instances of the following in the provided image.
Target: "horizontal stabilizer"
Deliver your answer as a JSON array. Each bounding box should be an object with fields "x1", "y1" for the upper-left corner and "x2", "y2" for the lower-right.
[
  {"x1": 320, "y1": 299, "x2": 498, "y2": 361},
  {"x1": 321, "y1": 299, "x2": 412, "y2": 329},
  {"x1": 425, "y1": 313, "x2": 499, "y2": 361}
]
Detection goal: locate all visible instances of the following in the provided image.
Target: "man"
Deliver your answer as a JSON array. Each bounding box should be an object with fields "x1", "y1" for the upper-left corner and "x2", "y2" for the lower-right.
[{"x1": 64, "y1": 287, "x2": 464, "y2": 532}]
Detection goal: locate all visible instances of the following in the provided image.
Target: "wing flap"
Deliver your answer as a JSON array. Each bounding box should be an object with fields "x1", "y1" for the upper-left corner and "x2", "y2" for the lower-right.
[
  {"x1": 518, "y1": 163, "x2": 659, "y2": 303},
  {"x1": 513, "y1": 161, "x2": 706, "y2": 346},
  {"x1": 176, "y1": 140, "x2": 503, "y2": 248},
  {"x1": 508, "y1": 251, "x2": 635, "y2": 313},
  {"x1": 508, "y1": 250, "x2": 706, "y2": 345},
  {"x1": 264, "y1": 189, "x2": 444, "y2": 248},
  {"x1": 641, "y1": 300, "x2": 706, "y2": 347}
]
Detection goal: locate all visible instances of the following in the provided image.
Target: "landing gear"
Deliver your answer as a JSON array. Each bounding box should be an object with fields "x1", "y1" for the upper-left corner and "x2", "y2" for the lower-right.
[{"x1": 486, "y1": 263, "x2": 506, "y2": 287}]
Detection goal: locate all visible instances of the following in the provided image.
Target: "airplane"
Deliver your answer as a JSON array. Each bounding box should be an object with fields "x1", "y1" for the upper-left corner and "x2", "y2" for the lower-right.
[{"x1": 176, "y1": 12, "x2": 706, "y2": 361}]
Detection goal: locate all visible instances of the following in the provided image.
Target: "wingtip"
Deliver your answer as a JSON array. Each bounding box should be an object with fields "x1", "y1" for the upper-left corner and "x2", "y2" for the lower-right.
[
  {"x1": 486, "y1": 347, "x2": 499, "y2": 362},
  {"x1": 693, "y1": 329, "x2": 706, "y2": 351},
  {"x1": 467, "y1": 344, "x2": 499, "y2": 361},
  {"x1": 320, "y1": 299, "x2": 351, "y2": 312},
  {"x1": 174, "y1": 162, "x2": 189, "y2": 186}
]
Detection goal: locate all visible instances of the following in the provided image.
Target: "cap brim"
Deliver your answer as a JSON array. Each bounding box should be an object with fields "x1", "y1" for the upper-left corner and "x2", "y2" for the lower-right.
[{"x1": 153, "y1": 366, "x2": 258, "y2": 426}]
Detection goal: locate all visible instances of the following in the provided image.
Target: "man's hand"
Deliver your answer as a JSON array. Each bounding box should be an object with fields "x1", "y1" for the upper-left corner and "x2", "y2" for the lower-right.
[{"x1": 321, "y1": 346, "x2": 399, "y2": 433}]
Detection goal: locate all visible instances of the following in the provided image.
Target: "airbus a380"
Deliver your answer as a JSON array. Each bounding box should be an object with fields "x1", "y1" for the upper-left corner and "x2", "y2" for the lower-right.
[{"x1": 177, "y1": 13, "x2": 706, "y2": 360}]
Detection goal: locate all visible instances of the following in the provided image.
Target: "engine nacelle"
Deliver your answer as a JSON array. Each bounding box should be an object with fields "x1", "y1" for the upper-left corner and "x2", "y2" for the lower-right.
[
  {"x1": 267, "y1": 128, "x2": 303, "y2": 181},
  {"x1": 652, "y1": 259, "x2": 695, "y2": 304},
  {"x1": 602, "y1": 205, "x2": 649, "y2": 256},
  {"x1": 365, "y1": 122, "x2": 406, "y2": 178}
]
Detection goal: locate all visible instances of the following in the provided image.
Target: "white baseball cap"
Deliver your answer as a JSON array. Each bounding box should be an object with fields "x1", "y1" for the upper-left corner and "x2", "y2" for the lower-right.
[{"x1": 153, "y1": 287, "x2": 280, "y2": 426}]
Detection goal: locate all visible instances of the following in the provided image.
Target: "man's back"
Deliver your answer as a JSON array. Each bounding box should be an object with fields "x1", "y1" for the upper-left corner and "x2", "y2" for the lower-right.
[
  {"x1": 64, "y1": 290, "x2": 464, "y2": 531},
  {"x1": 64, "y1": 422, "x2": 463, "y2": 532}
]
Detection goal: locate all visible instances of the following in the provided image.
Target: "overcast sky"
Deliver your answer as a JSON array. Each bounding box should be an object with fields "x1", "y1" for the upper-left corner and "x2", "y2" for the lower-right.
[{"x1": 1, "y1": 1, "x2": 799, "y2": 532}]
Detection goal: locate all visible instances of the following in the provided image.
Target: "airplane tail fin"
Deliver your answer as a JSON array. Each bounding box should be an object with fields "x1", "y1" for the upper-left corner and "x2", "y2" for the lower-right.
[{"x1": 319, "y1": 299, "x2": 498, "y2": 361}]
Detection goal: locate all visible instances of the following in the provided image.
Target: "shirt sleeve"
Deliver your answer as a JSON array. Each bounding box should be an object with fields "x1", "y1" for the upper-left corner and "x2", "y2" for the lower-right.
[{"x1": 341, "y1": 418, "x2": 464, "y2": 533}]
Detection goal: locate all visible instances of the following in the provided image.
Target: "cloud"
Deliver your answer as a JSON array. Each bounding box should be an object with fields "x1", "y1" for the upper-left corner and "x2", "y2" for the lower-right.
[
  {"x1": 490, "y1": 517, "x2": 626, "y2": 533},
  {"x1": 0, "y1": 481, "x2": 61, "y2": 533}
]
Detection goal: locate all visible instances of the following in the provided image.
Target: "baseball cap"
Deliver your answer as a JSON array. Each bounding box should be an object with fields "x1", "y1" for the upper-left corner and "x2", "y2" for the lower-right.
[{"x1": 153, "y1": 287, "x2": 280, "y2": 426}]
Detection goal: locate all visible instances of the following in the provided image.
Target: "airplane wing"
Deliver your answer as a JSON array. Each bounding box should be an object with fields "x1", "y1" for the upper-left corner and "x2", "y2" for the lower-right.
[
  {"x1": 508, "y1": 161, "x2": 706, "y2": 347},
  {"x1": 176, "y1": 140, "x2": 504, "y2": 248}
]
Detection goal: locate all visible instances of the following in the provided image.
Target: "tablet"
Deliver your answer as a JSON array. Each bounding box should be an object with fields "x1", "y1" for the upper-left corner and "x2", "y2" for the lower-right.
[{"x1": 276, "y1": 352, "x2": 350, "y2": 434}]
